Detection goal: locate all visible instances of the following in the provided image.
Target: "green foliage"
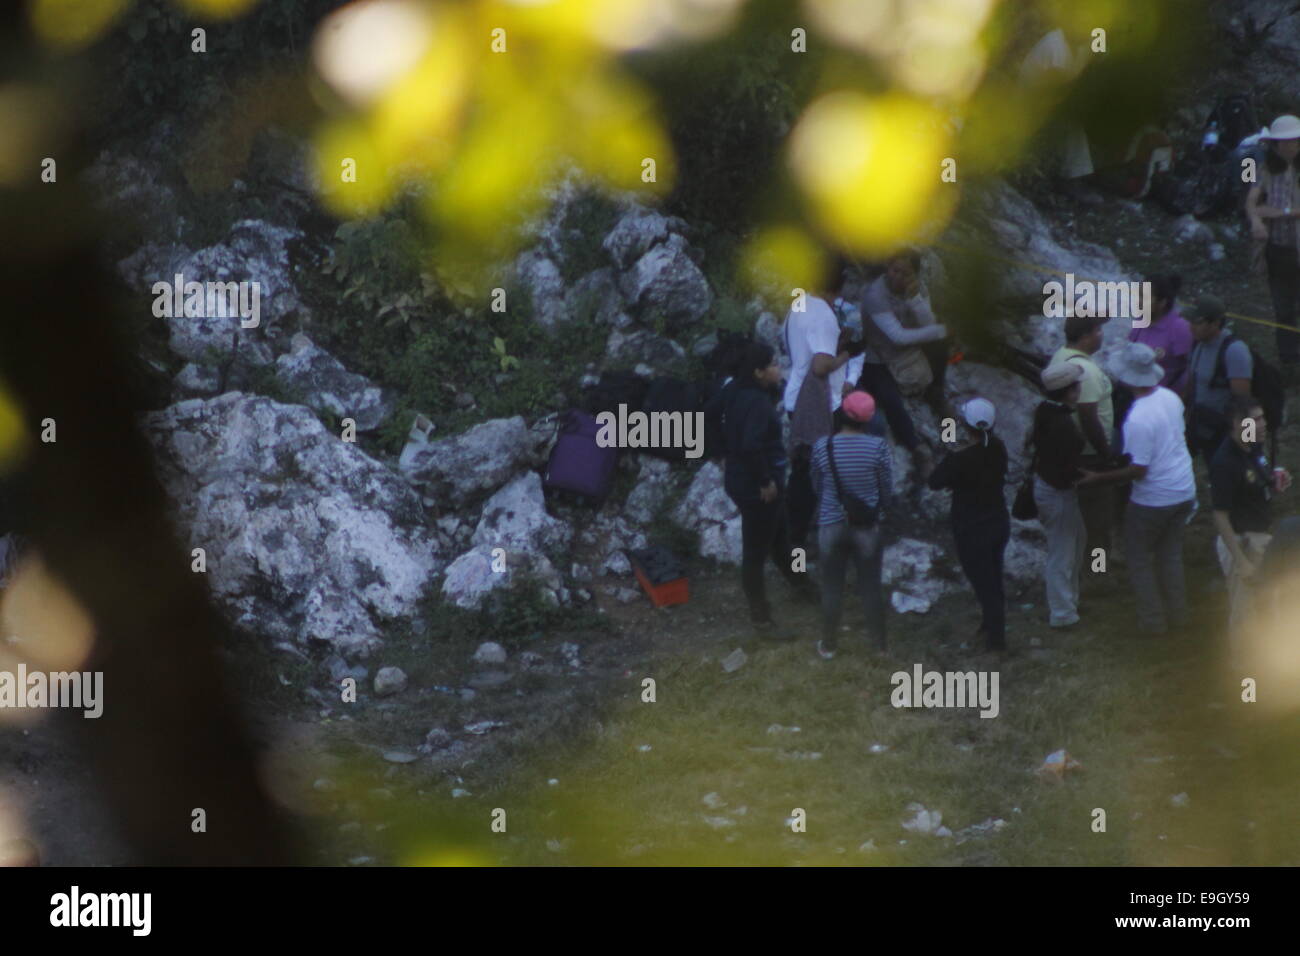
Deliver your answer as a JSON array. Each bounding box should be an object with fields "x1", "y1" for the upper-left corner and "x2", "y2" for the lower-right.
[
  {"x1": 321, "y1": 217, "x2": 435, "y2": 334},
  {"x1": 555, "y1": 190, "x2": 621, "y2": 283},
  {"x1": 300, "y1": 205, "x2": 608, "y2": 456},
  {"x1": 490, "y1": 337, "x2": 520, "y2": 372},
  {"x1": 94, "y1": 0, "x2": 336, "y2": 129},
  {"x1": 631, "y1": 19, "x2": 812, "y2": 231}
]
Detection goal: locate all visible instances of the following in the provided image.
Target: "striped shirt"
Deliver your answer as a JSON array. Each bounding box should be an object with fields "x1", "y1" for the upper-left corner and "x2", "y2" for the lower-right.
[{"x1": 810, "y1": 433, "x2": 893, "y2": 527}]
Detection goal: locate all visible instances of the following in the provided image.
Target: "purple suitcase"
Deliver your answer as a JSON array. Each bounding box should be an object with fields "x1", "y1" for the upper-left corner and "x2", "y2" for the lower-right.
[{"x1": 543, "y1": 410, "x2": 618, "y2": 502}]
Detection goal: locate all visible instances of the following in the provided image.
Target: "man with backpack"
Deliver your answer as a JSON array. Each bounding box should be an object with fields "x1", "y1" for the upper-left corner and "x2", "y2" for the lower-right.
[{"x1": 1185, "y1": 296, "x2": 1254, "y2": 463}]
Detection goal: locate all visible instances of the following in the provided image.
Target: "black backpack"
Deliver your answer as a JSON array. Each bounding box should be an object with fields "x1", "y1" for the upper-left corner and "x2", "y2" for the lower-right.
[
  {"x1": 628, "y1": 546, "x2": 686, "y2": 585},
  {"x1": 639, "y1": 376, "x2": 705, "y2": 462},
  {"x1": 1209, "y1": 333, "x2": 1286, "y2": 460},
  {"x1": 581, "y1": 370, "x2": 649, "y2": 417}
]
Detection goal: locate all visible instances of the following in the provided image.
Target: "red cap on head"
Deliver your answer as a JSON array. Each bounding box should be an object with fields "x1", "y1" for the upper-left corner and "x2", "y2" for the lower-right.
[{"x1": 842, "y1": 390, "x2": 876, "y2": 422}]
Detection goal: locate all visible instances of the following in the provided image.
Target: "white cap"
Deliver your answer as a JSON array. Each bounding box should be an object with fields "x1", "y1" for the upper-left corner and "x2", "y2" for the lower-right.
[{"x1": 961, "y1": 397, "x2": 996, "y2": 431}]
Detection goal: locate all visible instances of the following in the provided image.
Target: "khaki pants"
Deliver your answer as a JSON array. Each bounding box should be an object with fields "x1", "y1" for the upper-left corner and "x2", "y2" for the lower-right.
[
  {"x1": 1215, "y1": 532, "x2": 1273, "y2": 639},
  {"x1": 1034, "y1": 478, "x2": 1085, "y2": 627}
]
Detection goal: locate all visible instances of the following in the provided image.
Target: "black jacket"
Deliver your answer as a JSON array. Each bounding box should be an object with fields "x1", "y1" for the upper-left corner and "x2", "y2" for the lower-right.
[
  {"x1": 1030, "y1": 402, "x2": 1084, "y2": 490},
  {"x1": 720, "y1": 378, "x2": 787, "y2": 505},
  {"x1": 928, "y1": 435, "x2": 1009, "y2": 528}
]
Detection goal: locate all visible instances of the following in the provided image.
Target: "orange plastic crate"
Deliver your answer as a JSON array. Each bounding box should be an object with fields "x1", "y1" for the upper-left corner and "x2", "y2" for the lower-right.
[{"x1": 631, "y1": 563, "x2": 690, "y2": 608}]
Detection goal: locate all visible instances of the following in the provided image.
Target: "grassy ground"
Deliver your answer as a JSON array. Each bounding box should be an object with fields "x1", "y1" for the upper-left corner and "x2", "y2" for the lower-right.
[{"x1": 246, "y1": 516, "x2": 1296, "y2": 866}]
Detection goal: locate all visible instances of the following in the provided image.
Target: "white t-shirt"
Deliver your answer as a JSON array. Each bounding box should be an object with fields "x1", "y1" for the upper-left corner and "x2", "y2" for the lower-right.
[
  {"x1": 782, "y1": 296, "x2": 845, "y2": 414},
  {"x1": 1123, "y1": 387, "x2": 1196, "y2": 507}
]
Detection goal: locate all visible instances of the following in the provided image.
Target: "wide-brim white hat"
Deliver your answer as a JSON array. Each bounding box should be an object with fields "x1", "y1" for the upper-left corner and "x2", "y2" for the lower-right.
[
  {"x1": 1265, "y1": 114, "x2": 1300, "y2": 140},
  {"x1": 1114, "y1": 341, "x2": 1162, "y2": 388}
]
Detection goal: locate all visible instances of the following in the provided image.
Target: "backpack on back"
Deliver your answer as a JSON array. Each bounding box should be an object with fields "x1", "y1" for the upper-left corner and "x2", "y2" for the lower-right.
[{"x1": 1210, "y1": 334, "x2": 1286, "y2": 460}]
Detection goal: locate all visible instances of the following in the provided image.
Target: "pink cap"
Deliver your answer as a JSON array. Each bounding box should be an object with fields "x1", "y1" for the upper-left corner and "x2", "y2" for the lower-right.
[{"x1": 842, "y1": 390, "x2": 876, "y2": 422}]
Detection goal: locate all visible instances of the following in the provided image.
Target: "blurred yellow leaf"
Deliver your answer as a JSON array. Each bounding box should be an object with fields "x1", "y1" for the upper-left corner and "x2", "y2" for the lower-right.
[
  {"x1": 27, "y1": 0, "x2": 131, "y2": 51},
  {"x1": 0, "y1": 383, "x2": 28, "y2": 472},
  {"x1": 790, "y1": 91, "x2": 956, "y2": 256},
  {"x1": 174, "y1": 0, "x2": 259, "y2": 17},
  {"x1": 314, "y1": 117, "x2": 395, "y2": 217},
  {"x1": 740, "y1": 224, "x2": 824, "y2": 300}
]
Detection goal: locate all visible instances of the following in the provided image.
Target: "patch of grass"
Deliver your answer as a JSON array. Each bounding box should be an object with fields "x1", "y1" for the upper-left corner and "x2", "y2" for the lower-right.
[
  {"x1": 460, "y1": 552, "x2": 1297, "y2": 865},
  {"x1": 555, "y1": 189, "x2": 620, "y2": 283}
]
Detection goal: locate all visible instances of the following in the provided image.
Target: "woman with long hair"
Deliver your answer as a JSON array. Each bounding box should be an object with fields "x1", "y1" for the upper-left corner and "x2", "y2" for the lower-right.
[{"x1": 1247, "y1": 114, "x2": 1300, "y2": 367}]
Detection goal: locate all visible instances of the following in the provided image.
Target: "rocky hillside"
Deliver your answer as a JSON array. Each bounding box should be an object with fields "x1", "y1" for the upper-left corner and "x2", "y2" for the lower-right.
[
  {"x1": 73, "y1": 0, "x2": 1300, "y2": 669},
  {"x1": 82, "y1": 125, "x2": 1149, "y2": 666}
]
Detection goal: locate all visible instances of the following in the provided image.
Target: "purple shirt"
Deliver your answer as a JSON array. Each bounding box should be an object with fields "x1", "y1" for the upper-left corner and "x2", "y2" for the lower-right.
[{"x1": 1129, "y1": 308, "x2": 1193, "y2": 392}]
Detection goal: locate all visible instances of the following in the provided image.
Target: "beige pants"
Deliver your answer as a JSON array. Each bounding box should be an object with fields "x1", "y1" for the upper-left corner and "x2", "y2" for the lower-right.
[{"x1": 1215, "y1": 532, "x2": 1273, "y2": 638}]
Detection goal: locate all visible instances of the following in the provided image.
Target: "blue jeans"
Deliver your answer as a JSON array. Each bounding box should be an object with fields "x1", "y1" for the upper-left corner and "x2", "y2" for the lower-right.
[
  {"x1": 1125, "y1": 498, "x2": 1194, "y2": 633},
  {"x1": 817, "y1": 520, "x2": 885, "y2": 649},
  {"x1": 855, "y1": 362, "x2": 919, "y2": 450}
]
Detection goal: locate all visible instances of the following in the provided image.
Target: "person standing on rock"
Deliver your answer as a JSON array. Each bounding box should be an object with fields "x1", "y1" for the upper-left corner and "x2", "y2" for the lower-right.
[
  {"x1": 927, "y1": 398, "x2": 1010, "y2": 652},
  {"x1": 723, "y1": 341, "x2": 820, "y2": 643},
  {"x1": 1079, "y1": 343, "x2": 1197, "y2": 636},
  {"x1": 808, "y1": 391, "x2": 892, "y2": 660},
  {"x1": 1051, "y1": 316, "x2": 1115, "y2": 564},
  {"x1": 857, "y1": 248, "x2": 951, "y2": 485},
  {"x1": 1029, "y1": 362, "x2": 1087, "y2": 629},
  {"x1": 783, "y1": 257, "x2": 864, "y2": 557},
  {"x1": 1246, "y1": 114, "x2": 1300, "y2": 369}
]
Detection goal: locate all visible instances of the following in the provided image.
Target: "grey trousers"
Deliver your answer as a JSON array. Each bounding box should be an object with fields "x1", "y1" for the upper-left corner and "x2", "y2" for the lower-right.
[
  {"x1": 1124, "y1": 498, "x2": 1195, "y2": 633},
  {"x1": 1034, "y1": 478, "x2": 1085, "y2": 626},
  {"x1": 817, "y1": 521, "x2": 885, "y2": 649}
]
